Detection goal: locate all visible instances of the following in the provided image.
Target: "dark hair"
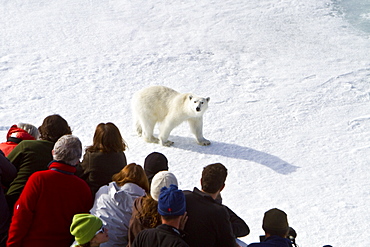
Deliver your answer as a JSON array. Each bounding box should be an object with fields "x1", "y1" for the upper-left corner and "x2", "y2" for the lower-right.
[
  {"x1": 137, "y1": 195, "x2": 161, "y2": 228},
  {"x1": 201, "y1": 163, "x2": 227, "y2": 193},
  {"x1": 112, "y1": 163, "x2": 149, "y2": 193},
  {"x1": 86, "y1": 122, "x2": 127, "y2": 153},
  {"x1": 38, "y1": 114, "x2": 72, "y2": 142}
]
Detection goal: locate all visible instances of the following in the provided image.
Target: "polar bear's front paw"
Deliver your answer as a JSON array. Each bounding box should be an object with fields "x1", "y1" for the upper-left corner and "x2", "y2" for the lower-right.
[
  {"x1": 161, "y1": 140, "x2": 174, "y2": 147},
  {"x1": 198, "y1": 139, "x2": 211, "y2": 146},
  {"x1": 145, "y1": 137, "x2": 159, "y2": 144}
]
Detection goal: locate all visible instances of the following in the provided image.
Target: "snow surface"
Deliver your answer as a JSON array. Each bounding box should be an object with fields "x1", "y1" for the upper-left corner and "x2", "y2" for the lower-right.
[{"x1": 1, "y1": 0, "x2": 369, "y2": 246}]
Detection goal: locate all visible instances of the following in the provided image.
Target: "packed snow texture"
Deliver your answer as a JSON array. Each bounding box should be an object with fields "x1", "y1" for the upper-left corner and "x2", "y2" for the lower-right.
[{"x1": 1, "y1": 0, "x2": 369, "y2": 246}]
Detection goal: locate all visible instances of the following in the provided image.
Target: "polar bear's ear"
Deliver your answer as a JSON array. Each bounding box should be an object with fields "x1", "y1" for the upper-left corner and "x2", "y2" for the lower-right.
[
  {"x1": 206, "y1": 97, "x2": 210, "y2": 102},
  {"x1": 189, "y1": 95, "x2": 193, "y2": 100}
]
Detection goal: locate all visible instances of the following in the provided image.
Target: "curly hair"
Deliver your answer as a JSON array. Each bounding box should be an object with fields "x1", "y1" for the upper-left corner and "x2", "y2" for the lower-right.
[
  {"x1": 136, "y1": 195, "x2": 161, "y2": 228},
  {"x1": 38, "y1": 114, "x2": 71, "y2": 142}
]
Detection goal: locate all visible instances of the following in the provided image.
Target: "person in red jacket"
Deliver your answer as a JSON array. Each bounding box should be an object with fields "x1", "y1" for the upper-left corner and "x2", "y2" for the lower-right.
[
  {"x1": 7, "y1": 135, "x2": 93, "y2": 247},
  {"x1": 0, "y1": 123, "x2": 39, "y2": 156}
]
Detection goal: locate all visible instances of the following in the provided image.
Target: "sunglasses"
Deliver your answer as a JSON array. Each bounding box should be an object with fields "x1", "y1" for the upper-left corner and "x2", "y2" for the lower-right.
[{"x1": 95, "y1": 226, "x2": 106, "y2": 235}]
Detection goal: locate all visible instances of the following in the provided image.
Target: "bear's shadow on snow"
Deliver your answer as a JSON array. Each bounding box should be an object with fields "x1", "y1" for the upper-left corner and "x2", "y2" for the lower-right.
[{"x1": 172, "y1": 136, "x2": 299, "y2": 175}]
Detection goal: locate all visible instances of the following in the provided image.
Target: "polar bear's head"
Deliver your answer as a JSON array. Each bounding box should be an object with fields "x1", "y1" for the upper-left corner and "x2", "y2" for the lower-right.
[{"x1": 188, "y1": 95, "x2": 210, "y2": 114}]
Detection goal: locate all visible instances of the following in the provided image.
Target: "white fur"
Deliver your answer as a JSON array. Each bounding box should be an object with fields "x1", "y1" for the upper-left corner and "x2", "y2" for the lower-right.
[{"x1": 132, "y1": 86, "x2": 211, "y2": 146}]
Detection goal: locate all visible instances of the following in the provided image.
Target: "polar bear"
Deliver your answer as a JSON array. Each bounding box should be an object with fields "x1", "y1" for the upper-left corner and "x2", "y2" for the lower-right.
[{"x1": 132, "y1": 86, "x2": 210, "y2": 146}]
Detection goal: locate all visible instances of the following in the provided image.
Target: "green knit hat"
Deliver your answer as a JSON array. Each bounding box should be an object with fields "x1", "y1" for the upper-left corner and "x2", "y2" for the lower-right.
[
  {"x1": 262, "y1": 208, "x2": 289, "y2": 234},
  {"x1": 70, "y1": 214, "x2": 103, "y2": 245}
]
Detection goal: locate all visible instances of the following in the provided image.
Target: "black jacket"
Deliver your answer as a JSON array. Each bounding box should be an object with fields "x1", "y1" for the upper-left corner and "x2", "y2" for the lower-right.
[
  {"x1": 183, "y1": 187, "x2": 240, "y2": 247},
  {"x1": 76, "y1": 151, "x2": 127, "y2": 196},
  {"x1": 132, "y1": 224, "x2": 189, "y2": 247},
  {"x1": 226, "y1": 205, "x2": 250, "y2": 237}
]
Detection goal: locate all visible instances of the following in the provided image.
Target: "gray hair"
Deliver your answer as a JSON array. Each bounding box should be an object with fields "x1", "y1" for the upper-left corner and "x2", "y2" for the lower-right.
[
  {"x1": 52, "y1": 135, "x2": 82, "y2": 166},
  {"x1": 18, "y1": 123, "x2": 40, "y2": 139}
]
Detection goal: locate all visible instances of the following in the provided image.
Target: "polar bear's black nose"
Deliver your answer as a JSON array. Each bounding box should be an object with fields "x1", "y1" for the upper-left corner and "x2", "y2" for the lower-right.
[{"x1": 196, "y1": 107, "x2": 201, "y2": 112}]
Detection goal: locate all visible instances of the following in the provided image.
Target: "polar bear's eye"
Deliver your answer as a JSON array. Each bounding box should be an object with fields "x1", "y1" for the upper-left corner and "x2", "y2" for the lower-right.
[{"x1": 194, "y1": 101, "x2": 197, "y2": 103}]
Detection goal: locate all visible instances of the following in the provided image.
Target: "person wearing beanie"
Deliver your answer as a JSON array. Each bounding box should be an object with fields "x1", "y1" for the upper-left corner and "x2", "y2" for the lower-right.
[
  {"x1": 143, "y1": 152, "x2": 169, "y2": 187},
  {"x1": 7, "y1": 135, "x2": 92, "y2": 247},
  {"x1": 127, "y1": 171, "x2": 178, "y2": 247},
  {"x1": 248, "y1": 208, "x2": 293, "y2": 247},
  {"x1": 150, "y1": 171, "x2": 178, "y2": 201},
  {"x1": 70, "y1": 214, "x2": 109, "y2": 247},
  {"x1": 132, "y1": 184, "x2": 189, "y2": 247},
  {"x1": 183, "y1": 163, "x2": 249, "y2": 247}
]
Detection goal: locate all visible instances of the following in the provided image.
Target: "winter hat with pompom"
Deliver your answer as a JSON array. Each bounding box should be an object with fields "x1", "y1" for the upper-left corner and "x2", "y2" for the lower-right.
[{"x1": 158, "y1": 184, "x2": 186, "y2": 216}]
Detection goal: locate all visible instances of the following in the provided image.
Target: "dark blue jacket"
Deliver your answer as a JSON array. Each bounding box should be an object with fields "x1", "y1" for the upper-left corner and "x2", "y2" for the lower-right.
[{"x1": 248, "y1": 235, "x2": 293, "y2": 247}]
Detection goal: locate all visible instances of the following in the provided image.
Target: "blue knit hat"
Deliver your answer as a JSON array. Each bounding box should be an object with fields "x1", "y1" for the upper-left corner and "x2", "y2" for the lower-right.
[{"x1": 158, "y1": 184, "x2": 186, "y2": 216}]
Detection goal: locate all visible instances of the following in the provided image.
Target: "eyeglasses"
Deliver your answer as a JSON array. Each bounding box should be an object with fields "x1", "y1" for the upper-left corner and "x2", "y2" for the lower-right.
[{"x1": 95, "y1": 226, "x2": 105, "y2": 235}]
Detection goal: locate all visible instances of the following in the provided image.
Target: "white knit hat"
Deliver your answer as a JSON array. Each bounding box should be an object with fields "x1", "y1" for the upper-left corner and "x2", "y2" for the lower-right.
[{"x1": 150, "y1": 171, "x2": 178, "y2": 201}]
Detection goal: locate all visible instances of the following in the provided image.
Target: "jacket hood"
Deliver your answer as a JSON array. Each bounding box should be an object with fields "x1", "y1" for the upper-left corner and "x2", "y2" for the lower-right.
[
  {"x1": 108, "y1": 182, "x2": 146, "y2": 205},
  {"x1": 7, "y1": 125, "x2": 36, "y2": 141}
]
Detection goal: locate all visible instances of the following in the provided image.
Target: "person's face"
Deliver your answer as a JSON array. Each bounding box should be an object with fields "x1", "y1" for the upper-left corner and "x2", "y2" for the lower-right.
[{"x1": 92, "y1": 227, "x2": 109, "y2": 244}]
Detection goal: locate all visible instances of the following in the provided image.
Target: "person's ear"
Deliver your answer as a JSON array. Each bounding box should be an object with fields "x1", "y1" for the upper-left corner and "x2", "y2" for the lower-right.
[{"x1": 219, "y1": 183, "x2": 225, "y2": 192}]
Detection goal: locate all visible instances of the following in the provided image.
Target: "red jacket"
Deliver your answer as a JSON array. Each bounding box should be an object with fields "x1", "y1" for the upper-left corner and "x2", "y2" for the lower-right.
[
  {"x1": 7, "y1": 161, "x2": 93, "y2": 247},
  {"x1": 0, "y1": 125, "x2": 36, "y2": 156}
]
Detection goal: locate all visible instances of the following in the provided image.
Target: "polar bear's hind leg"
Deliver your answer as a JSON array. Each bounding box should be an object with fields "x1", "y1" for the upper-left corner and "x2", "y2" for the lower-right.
[{"x1": 140, "y1": 117, "x2": 159, "y2": 144}]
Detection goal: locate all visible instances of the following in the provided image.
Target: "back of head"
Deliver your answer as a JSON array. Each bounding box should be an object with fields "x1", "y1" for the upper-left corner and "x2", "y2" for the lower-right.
[
  {"x1": 112, "y1": 163, "x2": 149, "y2": 193},
  {"x1": 17, "y1": 123, "x2": 40, "y2": 139},
  {"x1": 53, "y1": 135, "x2": 82, "y2": 166},
  {"x1": 144, "y1": 152, "x2": 168, "y2": 181},
  {"x1": 262, "y1": 208, "x2": 289, "y2": 237},
  {"x1": 70, "y1": 214, "x2": 103, "y2": 245},
  {"x1": 150, "y1": 171, "x2": 178, "y2": 201},
  {"x1": 38, "y1": 114, "x2": 72, "y2": 142},
  {"x1": 158, "y1": 184, "x2": 186, "y2": 217},
  {"x1": 201, "y1": 163, "x2": 227, "y2": 193},
  {"x1": 88, "y1": 122, "x2": 126, "y2": 153}
]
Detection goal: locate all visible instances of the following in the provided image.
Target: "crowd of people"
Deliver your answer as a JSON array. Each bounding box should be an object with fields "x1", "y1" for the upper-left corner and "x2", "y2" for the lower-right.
[{"x1": 0, "y1": 114, "x2": 297, "y2": 247}]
